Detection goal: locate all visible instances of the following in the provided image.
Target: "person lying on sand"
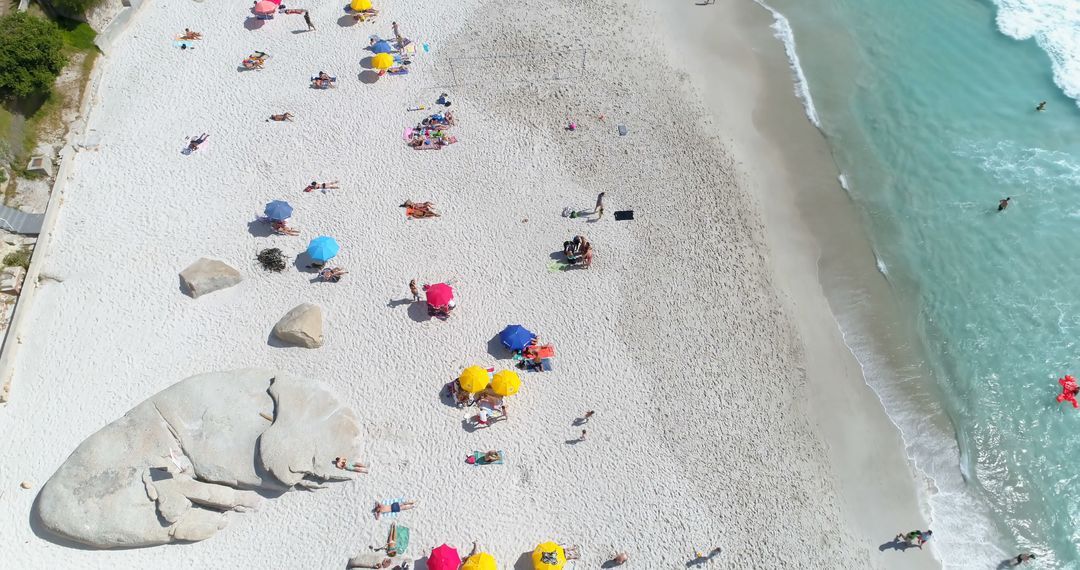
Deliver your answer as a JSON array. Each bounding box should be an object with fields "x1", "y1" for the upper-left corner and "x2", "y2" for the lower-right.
[
  {"x1": 311, "y1": 76, "x2": 336, "y2": 89},
  {"x1": 483, "y1": 450, "x2": 501, "y2": 463},
  {"x1": 401, "y1": 200, "x2": 440, "y2": 218},
  {"x1": 446, "y1": 380, "x2": 474, "y2": 407},
  {"x1": 268, "y1": 112, "x2": 294, "y2": 122},
  {"x1": 334, "y1": 457, "x2": 369, "y2": 473},
  {"x1": 304, "y1": 180, "x2": 339, "y2": 192},
  {"x1": 371, "y1": 523, "x2": 404, "y2": 557},
  {"x1": 347, "y1": 556, "x2": 393, "y2": 569},
  {"x1": 187, "y1": 133, "x2": 209, "y2": 151},
  {"x1": 319, "y1": 267, "x2": 348, "y2": 283},
  {"x1": 181, "y1": 28, "x2": 202, "y2": 40},
  {"x1": 373, "y1": 501, "x2": 416, "y2": 520},
  {"x1": 270, "y1": 220, "x2": 299, "y2": 236}
]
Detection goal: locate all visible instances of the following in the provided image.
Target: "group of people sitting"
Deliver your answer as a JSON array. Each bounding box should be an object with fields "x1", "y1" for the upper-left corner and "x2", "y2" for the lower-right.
[
  {"x1": 406, "y1": 111, "x2": 457, "y2": 150},
  {"x1": 311, "y1": 71, "x2": 337, "y2": 89},
  {"x1": 515, "y1": 338, "x2": 556, "y2": 372},
  {"x1": 400, "y1": 200, "x2": 439, "y2": 219},
  {"x1": 352, "y1": 6, "x2": 380, "y2": 22},
  {"x1": 242, "y1": 51, "x2": 269, "y2": 70},
  {"x1": 563, "y1": 234, "x2": 594, "y2": 268}
]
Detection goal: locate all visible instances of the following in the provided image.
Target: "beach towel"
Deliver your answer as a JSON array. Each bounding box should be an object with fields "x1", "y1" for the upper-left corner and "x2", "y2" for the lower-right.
[
  {"x1": 379, "y1": 498, "x2": 406, "y2": 518},
  {"x1": 613, "y1": 210, "x2": 634, "y2": 221},
  {"x1": 387, "y1": 67, "x2": 410, "y2": 76},
  {"x1": 173, "y1": 40, "x2": 194, "y2": 49},
  {"x1": 467, "y1": 450, "x2": 505, "y2": 466}
]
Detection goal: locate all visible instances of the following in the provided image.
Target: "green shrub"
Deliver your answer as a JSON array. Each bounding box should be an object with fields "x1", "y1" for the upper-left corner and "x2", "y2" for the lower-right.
[
  {"x1": 0, "y1": 13, "x2": 66, "y2": 100},
  {"x1": 51, "y1": 0, "x2": 105, "y2": 18},
  {"x1": 58, "y1": 19, "x2": 98, "y2": 52},
  {"x1": 3, "y1": 247, "x2": 31, "y2": 270}
]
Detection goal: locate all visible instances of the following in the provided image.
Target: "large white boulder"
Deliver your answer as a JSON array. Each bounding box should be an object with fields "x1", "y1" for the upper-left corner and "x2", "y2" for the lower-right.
[
  {"x1": 35, "y1": 368, "x2": 361, "y2": 549},
  {"x1": 272, "y1": 303, "x2": 324, "y2": 348},
  {"x1": 179, "y1": 258, "x2": 242, "y2": 299}
]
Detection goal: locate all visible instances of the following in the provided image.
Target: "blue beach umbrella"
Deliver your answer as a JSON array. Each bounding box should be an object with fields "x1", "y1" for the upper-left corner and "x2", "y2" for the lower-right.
[
  {"x1": 306, "y1": 236, "x2": 340, "y2": 262},
  {"x1": 264, "y1": 200, "x2": 293, "y2": 221},
  {"x1": 371, "y1": 40, "x2": 394, "y2": 54},
  {"x1": 500, "y1": 324, "x2": 537, "y2": 351}
]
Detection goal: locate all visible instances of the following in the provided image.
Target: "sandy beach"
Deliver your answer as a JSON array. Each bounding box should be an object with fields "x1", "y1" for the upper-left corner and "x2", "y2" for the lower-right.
[{"x1": 0, "y1": 0, "x2": 934, "y2": 568}]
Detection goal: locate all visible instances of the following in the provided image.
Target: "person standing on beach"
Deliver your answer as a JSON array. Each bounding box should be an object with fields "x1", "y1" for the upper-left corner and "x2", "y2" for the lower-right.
[
  {"x1": 582, "y1": 410, "x2": 594, "y2": 423},
  {"x1": 579, "y1": 429, "x2": 587, "y2": 441},
  {"x1": 594, "y1": 192, "x2": 606, "y2": 218},
  {"x1": 304, "y1": 10, "x2": 315, "y2": 31},
  {"x1": 409, "y1": 279, "x2": 420, "y2": 302},
  {"x1": 392, "y1": 21, "x2": 404, "y2": 49},
  {"x1": 998, "y1": 197, "x2": 1011, "y2": 212},
  {"x1": 1036, "y1": 101, "x2": 1046, "y2": 112}
]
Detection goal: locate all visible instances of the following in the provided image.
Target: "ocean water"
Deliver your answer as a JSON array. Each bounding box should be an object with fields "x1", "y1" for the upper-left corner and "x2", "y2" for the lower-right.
[{"x1": 761, "y1": 0, "x2": 1080, "y2": 566}]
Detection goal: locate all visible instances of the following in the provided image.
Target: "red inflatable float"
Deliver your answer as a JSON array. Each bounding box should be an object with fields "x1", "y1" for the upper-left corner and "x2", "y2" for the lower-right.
[{"x1": 1058, "y1": 375, "x2": 1079, "y2": 408}]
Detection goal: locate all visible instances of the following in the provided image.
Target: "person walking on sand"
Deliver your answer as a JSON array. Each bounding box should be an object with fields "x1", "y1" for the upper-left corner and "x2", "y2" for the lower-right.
[
  {"x1": 409, "y1": 279, "x2": 419, "y2": 302},
  {"x1": 579, "y1": 429, "x2": 587, "y2": 441},
  {"x1": 392, "y1": 21, "x2": 404, "y2": 49},
  {"x1": 1036, "y1": 101, "x2": 1047, "y2": 112},
  {"x1": 998, "y1": 197, "x2": 1011, "y2": 212},
  {"x1": 304, "y1": 10, "x2": 315, "y2": 31},
  {"x1": 582, "y1": 410, "x2": 594, "y2": 423},
  {"x1": 593, "y1": 192, "x2": 606, "y2": 218},
  {"x1": 1012, "y1": 553, "x2": 1036, "y2": 565}
]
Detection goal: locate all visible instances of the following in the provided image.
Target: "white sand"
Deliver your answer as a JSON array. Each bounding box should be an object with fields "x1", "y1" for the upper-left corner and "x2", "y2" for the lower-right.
[{"x1": 0, "y1": 0, "x2": 927, "y2": 567}]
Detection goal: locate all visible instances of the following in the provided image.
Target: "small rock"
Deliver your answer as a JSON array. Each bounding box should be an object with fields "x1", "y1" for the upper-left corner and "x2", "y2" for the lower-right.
[
  {"x1": 179, "y1": 258, "x2": 242, "y2": 299},
  {"x1": 20, "y1": 481, "x2": 32, "y2": 489},
  {"x1": 0, "y1": 266, "x2": 26, "y2": 294},
  {"x1": 272, "y1": 303, "x2": 324, "y2": 348}
]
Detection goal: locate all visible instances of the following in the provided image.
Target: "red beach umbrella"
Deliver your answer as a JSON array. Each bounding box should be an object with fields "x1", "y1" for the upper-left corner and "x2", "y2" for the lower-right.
[
  {"x1": 424, "y1": 283, "x2": 454, "y2": 307},
  {"x1": 267, "y1": 0, "x2": 282, "y2": 4},
  {"x1": 428, "y1": 544, "x2": 462, "y2": 570},
  {"x1": 253, "y1": 1, "x2": 276, "y2": 14}
]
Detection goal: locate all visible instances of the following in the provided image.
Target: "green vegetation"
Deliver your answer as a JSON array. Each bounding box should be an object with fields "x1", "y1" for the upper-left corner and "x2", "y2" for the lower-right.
[
  {"x1": 3, "y1": 247, "x2": 31, "y2": 270},
  {"x1": 51, "y1": 0, "x2": 105, "y2": 19},
  {"x1": 59, "y1": 19, "x2": 97, "y2": 51},
  {"x1": 0, "y1": 13, "x2": 66, "y2": 100}
]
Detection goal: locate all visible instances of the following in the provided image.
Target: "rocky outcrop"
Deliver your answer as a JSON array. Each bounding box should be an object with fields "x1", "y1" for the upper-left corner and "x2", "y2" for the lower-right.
[
  {"x1": 272, "y1": 303, "x2": 324, "y2": 348},
  {"x1": 35, "y1": 369, "x2": 361, "y2": 549},
  {"x1": 179, "y1": 258, "x2": 242, "y2": 298}
]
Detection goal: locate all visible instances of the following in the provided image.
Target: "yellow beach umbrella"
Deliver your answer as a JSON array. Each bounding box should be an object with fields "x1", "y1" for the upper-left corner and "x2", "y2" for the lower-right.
[
  {"x1": 491, "y1": 370, "x2": 521, "y2": 397},
  {"x1": 532, "y1": 542, "x2": 566, "y2": 570},
  {"x1": 459, "y1": 366, "x2": 490, "y2": 393},
  {"x1": 462, "y1": 552, "x2": 497, "y2": 570},
  {"x1": 372, "y1": 52, "x2": 394, "y2": 71},
  {"x1": 350, "y1": 0, "x2": 372, "y2": 11}
]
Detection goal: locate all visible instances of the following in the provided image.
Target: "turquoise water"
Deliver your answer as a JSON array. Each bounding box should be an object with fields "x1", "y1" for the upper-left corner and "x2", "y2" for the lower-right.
[{"x1": 764, "y1": 0, "x2": 1080, "y2": 566}]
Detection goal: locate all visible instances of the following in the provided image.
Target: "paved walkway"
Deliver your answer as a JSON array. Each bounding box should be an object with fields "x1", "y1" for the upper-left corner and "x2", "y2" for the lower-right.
[{"x1": 0, "y1": 205, "x2": 45, "y2": 235}]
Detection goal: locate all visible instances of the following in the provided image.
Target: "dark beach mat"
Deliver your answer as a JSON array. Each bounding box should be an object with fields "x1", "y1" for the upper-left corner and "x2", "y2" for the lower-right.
[{"x1": 613, "y1": 210, "x2": 634, "y2": 221}]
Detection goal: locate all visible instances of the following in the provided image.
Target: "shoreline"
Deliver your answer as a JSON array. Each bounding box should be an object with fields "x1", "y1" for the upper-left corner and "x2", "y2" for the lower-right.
[{"x1": 655, "y1": 1, "x2": 940, "y2": 567}]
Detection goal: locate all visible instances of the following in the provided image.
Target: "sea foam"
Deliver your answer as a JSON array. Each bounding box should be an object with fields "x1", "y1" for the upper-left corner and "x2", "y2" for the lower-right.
[
  {"x1": 754, "y1": 1, "x2": 822, "y2": 127},
  {"x1": 993, "y1": 0, "x2": 1080, "y2": 105}
]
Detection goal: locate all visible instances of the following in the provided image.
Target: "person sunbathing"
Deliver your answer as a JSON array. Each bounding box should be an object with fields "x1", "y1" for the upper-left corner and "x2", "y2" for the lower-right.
[
  {"x1": 181, "y1": 28, "x2": 202, "y2": 40},
  {"x1": 372, "y1": 522, "x2": 404, "y2": 557},
  {"x1": 319, "y1": 267, "x2": 348, "y2": 283},
  {"x1": 347, "y1": 557, "x2": 393, "y2": 569},
  {"x1": 250, "y1": 51, "x2": 269, "y2": 60},
  {"x1": 334, "y1": 457, "x2": 369, "y2": 473},
  {"x1": 268, "y1": 112, "x2": 294, "y2": 122},
  {"x1": 187, "y1": 133, "x2": 209, "y2": 151},
  {"x1": 482, "y1": 450, "x2": 502, "y2": 463},
  {"x1": 304, "y1": 180, "x2": 340, "y2": 192},
  {"x1": 401, "y1": 200, "x2": 440, "y2": 218},
  {"x1": 312, "y1": 78, "x2": 334, "y2": 89},
  {"x1": 242, "y1": 58, "x2": 265, "y2": 70},
  {"x1": 270, "y1": 220, "x2": 299, "y2": 236},
  {"x1": 283, "y1": 8, "x2": 306, "y2": 14},
  {"x1": 317, "y1": 71, "x2": 332, "y2": 81},
  {"x1": 372, "y1": 500, "x2": 416, "y2": 520}
]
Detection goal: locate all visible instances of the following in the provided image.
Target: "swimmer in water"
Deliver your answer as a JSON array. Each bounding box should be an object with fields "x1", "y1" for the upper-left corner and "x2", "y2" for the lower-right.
[
  {"x1": 1036, "y1": 101, "x2": 1047, "y2": 112},
  {"x1": 998, "y1": 197, "x2": 1011, "y2": 212}
]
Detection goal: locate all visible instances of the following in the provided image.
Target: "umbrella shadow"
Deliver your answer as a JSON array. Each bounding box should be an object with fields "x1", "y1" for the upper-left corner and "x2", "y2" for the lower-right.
[
  {"x1": 487, "y1": 333, "x2": 510, "y2": 359},
  {"x1": 359, "y1": 70, "x2": 381, "y2": 84},
  {"x1": 512, "y1": 551, "x2": 533, "y2": 570},
  {"x1": 407, "y1": 301, "x2": 432, "y2": 322},
  {"x1": 337, "y1": 14, "x2": 356, "y2": 27},
  {"x1": 247, "y1": 219, "x2": 274, "y2": 237},
  {"x1": 439, "y1": 382, "x2": 462, "y2": 409},
  {"x1": 878, "y1": 538, "x2": 916, "y2": 552},
  {"x1": 293, "y1": 252, "x2": 324, "y2": 274},
  {"x1": 243, "y1": 17, "x2": 265, "y2": 31},
  {"x1": 601, "y1": 561, "x2": 627, "y2": 569},
  {"x1": 359, "y1": 55, "x2": 374, "y2": 69}
]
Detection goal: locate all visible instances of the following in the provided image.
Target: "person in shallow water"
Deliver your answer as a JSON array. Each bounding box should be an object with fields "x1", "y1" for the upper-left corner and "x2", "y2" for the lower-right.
[
  {"x1": 998, "y1": 197, "x2": 1010, "y2": 212},
  {"x1": 1036, "y1": 101, "x2": 1046, "y2": 112}
]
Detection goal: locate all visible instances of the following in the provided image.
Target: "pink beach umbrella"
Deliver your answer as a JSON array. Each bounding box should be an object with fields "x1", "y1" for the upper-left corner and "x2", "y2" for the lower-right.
[
  {"x1": 424, "y1": 283, "x2": 454, "y2": 307},
  {"x1": 428, "y1": 544, "x2": 462, "y2": 570},
  {"x1": 253, "y1": 1, "x2": 276, "y2": 15},
  {"x1": 267, "y1": 0, "x2": 282, "y2": 4}
]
